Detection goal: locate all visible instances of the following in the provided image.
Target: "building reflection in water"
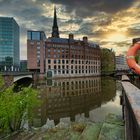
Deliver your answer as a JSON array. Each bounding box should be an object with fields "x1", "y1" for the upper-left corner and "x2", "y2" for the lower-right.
[{"x1": 31, "y1": 77, "x2": 116, "y2": 127}]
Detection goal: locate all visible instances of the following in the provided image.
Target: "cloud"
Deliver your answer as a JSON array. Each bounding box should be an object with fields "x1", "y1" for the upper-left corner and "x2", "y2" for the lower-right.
[
  {"x1": 50, "y1": 0, "x2": 135, "y2": 18},
  {"x1": 127, "y1": 28, "x2": 140, "y2": 37},
  {"x1": 0, "y1": 0, "x2": 139, "y2": 58}
]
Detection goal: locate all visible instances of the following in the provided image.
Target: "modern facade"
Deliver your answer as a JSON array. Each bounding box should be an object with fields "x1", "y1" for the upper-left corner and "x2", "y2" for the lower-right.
[
  {"x1": 115, "y1": 55, "x2": 129, "y2": 71},
  {"x1": 0, "y1": 17, "x2": 19, "y2": 71},
  {"x1": 27, "y1": 7, "x2": 101, "y2": 77}
]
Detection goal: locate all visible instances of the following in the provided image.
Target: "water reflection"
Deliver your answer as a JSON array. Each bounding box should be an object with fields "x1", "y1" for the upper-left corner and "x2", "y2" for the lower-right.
[{"x1": 32, "y1": 77, "x2": 116, "y2": 127}]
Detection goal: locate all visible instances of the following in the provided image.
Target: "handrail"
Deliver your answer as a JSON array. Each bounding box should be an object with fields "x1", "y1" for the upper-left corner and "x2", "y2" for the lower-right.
[{"x1": 121, "y1": 75, "x2": 140, "y2": 140}]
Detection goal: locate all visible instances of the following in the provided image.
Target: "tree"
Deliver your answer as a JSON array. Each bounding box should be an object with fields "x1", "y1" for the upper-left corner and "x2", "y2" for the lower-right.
[
  {"x1": 0, "y1": 75, "x2": 39, "y2": 133},
  {"x1": 101, "y1": 48, "x2": 115, "y2": 74},
  {"x1": 0, "y1": 75, "x2": 4, "y2": 88}
]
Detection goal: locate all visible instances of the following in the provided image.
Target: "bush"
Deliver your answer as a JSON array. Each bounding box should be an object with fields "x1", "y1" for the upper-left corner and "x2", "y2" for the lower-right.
[{"x1": 0, "y1": 75, "x2": 39, "y2": 132}]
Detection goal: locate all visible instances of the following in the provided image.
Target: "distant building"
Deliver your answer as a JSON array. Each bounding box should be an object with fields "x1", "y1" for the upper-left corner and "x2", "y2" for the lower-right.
[
  {"x1": 115, "y1": 55, "x2": 129, "y2": 71},
  {"x1": 20, "y1": 60, "x2": 27, "y2": 71},
  {"x1": 0, "y1": 17, "x2": 20, "y2": 71},
  {"x1": 27, "y1": 7, "x2": 101, "y2": 77}
]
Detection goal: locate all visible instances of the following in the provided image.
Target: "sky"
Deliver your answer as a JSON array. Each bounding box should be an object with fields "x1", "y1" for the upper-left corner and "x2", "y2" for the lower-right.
[{"x1": 0, "y1": 0, "x2": 140, "y2": 60}]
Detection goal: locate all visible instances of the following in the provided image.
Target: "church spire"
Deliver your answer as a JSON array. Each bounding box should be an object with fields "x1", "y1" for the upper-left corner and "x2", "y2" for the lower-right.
[{"x1": 52, "y1": 6, "x2": 59, "y2": 38}]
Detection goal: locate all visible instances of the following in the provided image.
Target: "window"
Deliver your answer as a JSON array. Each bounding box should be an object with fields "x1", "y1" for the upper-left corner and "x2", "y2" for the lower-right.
[
  {"x1": 58, "y1": 49, "x2": 60, "y2": 53},
  {"x1": 71, "y1": 60, "x2": 74, "y2": 64},
  {"x1": 58, "y1": 70, "x2": 61, "y2": 74},
  {"x1": 37, "y1": 42, "x2": 40, "y2": 45},
  {"x1": 54, "y1": 70, "x2": 57, "y2": 74},
  {"x1": 62, "y1": 70, "x2": 65, "y2": 74},
  {"x1": 62, "y1": 65, "x2": 65, "y2": 69},
  {"x1": 66, "y1": 60, "x2": 69, "y2": 64},
  {"x1": 48, "y1": 65, "x2": 51, "y2": 69},
  {"x1": 54, "y1": 59, "x2": 56, "y2": 64},
  {"x1": 62, "y1": 60, "x2": 65, "y2": 64},
  {"x1": 71, "y1": 70, "x2": 73, "y2": 74},
  {"x1": 58, "y1": 65, "x2": 61, "y2": 69},
  {"x1": 58, "y1": 59, "x2": 61, "y2": 64},
  {"x1": 54, "y1": 65, "x2": 56, "y2": 69},
  {"x1": 37, "y1": 50, "x2": 40, "y2": 55},
  {"x1": 54, "y1": 54, "x2": 56, "y2": 58},
  {"x1": 32, "y1": 32, "x2": 40, "y2": 40},
  {"x1": 48, "y1": 49, "x2": 50, "y2": 52},
  {"x1": 37, "y1": 59, "x2": 40, "y2": 67},
  {"x1": 54, "y1": 49, "x2": 56, "y2": 52},
  {"x1": 48, "y1": 59, "x2": 51, "y2": 64},
  {"x1": 48, "y1": 54, "x2": 50, "y2": 58}
]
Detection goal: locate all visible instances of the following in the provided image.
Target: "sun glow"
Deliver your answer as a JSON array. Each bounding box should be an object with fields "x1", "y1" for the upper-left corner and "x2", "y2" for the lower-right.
[{"x1": 105, "y1": 32, "x2": 127, "y2": 42}]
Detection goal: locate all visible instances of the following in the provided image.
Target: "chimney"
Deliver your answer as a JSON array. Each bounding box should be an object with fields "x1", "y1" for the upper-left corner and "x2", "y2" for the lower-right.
[
  {"x1": 69, "y1": 34, "x2": 74, "y2": 39},
  {"x1": 83, "y1": 36, "x2": 88, "y2": 43}
]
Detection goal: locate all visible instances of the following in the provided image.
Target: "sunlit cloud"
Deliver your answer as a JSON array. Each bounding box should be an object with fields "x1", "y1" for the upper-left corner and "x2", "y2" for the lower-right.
[{"x1": 0, "y1": 0, "x2": 140, "y2": 58}]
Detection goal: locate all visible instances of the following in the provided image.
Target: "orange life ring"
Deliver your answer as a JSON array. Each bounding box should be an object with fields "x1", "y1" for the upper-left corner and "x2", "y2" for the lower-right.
[{"x1": 126, "y1": 42, "x2": 140, "y2": 74}]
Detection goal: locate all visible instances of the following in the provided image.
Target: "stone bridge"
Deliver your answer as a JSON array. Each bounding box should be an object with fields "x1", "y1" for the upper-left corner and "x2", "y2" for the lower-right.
[{"x1": 0, "y1": 72, "x2": 33, "y2": 86}]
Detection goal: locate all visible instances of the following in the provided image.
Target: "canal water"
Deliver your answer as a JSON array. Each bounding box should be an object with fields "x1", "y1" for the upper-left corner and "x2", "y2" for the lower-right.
[{"x1": 31, "y1": 76, "x2": 122, "y2": 128}]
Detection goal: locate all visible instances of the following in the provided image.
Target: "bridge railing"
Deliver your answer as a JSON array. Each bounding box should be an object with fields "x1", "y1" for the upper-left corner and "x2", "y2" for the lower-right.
[
  {"x1": 121, "y1": 75, "x2": 140, "y2": 140},
  {"x1": 0, "y1": 71, "x2": 33, "y2": 76}
]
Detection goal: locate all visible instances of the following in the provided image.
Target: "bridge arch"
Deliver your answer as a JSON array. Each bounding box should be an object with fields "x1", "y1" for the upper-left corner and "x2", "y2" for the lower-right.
[{"x1": 13, "y1": 75, "x2": 32, "y2": 83}]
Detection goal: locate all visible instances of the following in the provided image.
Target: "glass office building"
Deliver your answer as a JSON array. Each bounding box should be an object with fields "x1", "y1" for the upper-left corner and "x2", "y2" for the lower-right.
[{"x1": 0, "y1": 17, "x2": 19, "y2": 71}]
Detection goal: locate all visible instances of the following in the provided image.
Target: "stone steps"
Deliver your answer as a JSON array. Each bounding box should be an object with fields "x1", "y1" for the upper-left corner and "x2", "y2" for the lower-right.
[
  {"x1": 98, "y1": 114, "x2": 124, "y2": 140},
  {"x1": 10, "y1": 114, "x2": 124, "y2": 140},
  {"x1": 79, "y1": 123, "x2": 102, "y2": 140}
]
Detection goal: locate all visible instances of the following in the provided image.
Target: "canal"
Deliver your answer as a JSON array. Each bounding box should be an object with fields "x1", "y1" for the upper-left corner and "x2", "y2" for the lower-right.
[{"x1": 31, "y1": 76, "x2": 122, "y2": 128}]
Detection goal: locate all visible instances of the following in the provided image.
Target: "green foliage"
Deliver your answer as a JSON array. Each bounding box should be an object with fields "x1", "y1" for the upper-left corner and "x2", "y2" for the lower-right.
[
  {"x1": 0, "y1": 76, "x2": 39, "y2": 132},
  {"x1": 101, "y1": 48, "x2": 115, "y2": 74},
  {"x1": 0, "y1": 75, "x2": 4, "y2": 88}
]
